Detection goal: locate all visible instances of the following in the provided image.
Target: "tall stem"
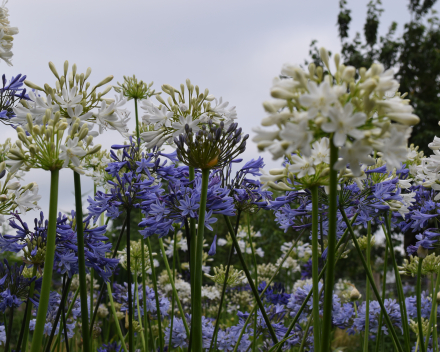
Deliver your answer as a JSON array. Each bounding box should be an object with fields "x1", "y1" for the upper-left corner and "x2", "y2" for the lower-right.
[
  {"x1": 417, "y1": 258, "x2": 426, "y2": 352},
  {"x1": 310, "y1": 185, "x2": 321, "y2": 352},
  {"x1": 168, "y1": 228, "x2": 178, "y2": 351},
  {"x1": 158, "y1": 238, "x2": 190, "y2": 335},
  {"x1": 364, "y1": 221, "x2": 371, "y2": 351},
  {"x1": 374, "y1": 241, "x2": 389, "y2": 352},
  {"x1": 188, "y1": 166, "x2": 196, "y2": 352},
  {"x1": 192, "y1": 168, "x2": 210, "y2": 351},
  {"x1": 30, "y1": 169, "x2": 60, "y2": 352},
  {"x1": 4, "y1": 306, "x2": 13, "y2": 352},
  {"x1": 141, "y1": 236, "x2": 149, "y2": 349},
  {"x1": 384, "y1": 214, "x2": 411, "y2": 351},
  {"x1": 20, "y1": 265, "x2": 38, "y2": 352},
  {"x1": 146, "y1": 236, "x2": 164, "y2": 351},
  {"x1": 209, "y1": 213, "x2": 242, "y2": 352},
  {"x1": 134, "y1": 269, "x2": 146, "y2": 352},
  {"x1": 107, "y1": 282, "x2": 129, "y2": 352},
  {"x1": 340, "y1": 207, "x2": 404, "y2": 352},
  {"x1": 224, "y1": 215, "x2": 278, "y2": 345},
  {"x1": 126, "y1": 209, "x2": 134, "y2": 351},
  {"x1": 72, "y1": 171, "x2": 92, "y2": 352},
  {"x1": 320, "y1": 138, "x2": 338, "y2": 352}
]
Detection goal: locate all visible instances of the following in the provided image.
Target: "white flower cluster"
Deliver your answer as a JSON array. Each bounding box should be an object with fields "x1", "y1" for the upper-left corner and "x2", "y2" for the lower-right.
[
  {"x1": 254, "y1": 47, "x2": 419, "y2": 177},
  {"x1": 140, "y1": 79, "x2": 237, "y2": 148},
  {"x1": 15, "y1": 61, "x2": 129, "y2": 137},
  {"x1": 0, "y1": 1, "x2": 17, "y2": 66},
  {"x1": 234, "y1": 225, "x2": 264, "y2": 258}
]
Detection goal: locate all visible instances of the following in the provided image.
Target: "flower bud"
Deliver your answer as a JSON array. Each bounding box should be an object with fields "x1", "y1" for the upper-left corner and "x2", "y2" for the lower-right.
[
  {"x1": 29, "y1": 144, "x2": 38, "y2": 156},
  {"x1": 334, "y1": 53, "x2": 340, "y2": 70},
  {"x1": 342, "y1": 66, "x2": 356, "y2": 82},
  {"x1": 7, "y1": 181, "x2": 20, "y2": 190},
  {"x1": 0, "y1": 162, "x2": 5, "y2": 173},
  {"x1": 350, "y1": 287, "x2": 361, "y2": 301},
  {"x1": 95, "y1": 75, "x2": 114, "y2": 89},
  {"x1": 418, "y1": 246, "x2": 429, "y2": 259},
  {"x1": 78, "y1": 126, "x2": 89, "y2": 141},
  {"x1": 33, "y1": 125, "x2": 41, "y2": 136},
  {"x1": 319, "y1": 47, "x2": 330, "y2": 70},
  {"x1": 437, "y1": 291, "x2": 440, "y2": 304},
  {"x1": 18, "y1": 132, "x2": 29, "y2": 145},
  {"x1": 24, "y1": 80, "x2": 44, "y2": 91},
  {"x1": 49, "y1": 61, "x2": 60, "y2": 79},
  {"x1": 87, "y1": 144, "x2": 101, "y2": 155},
  {"x1": 267, "y1": 181, "x2": 292, "y2": 191},
  {"x1": 58, "y1": 122, "x2": 68, "y2": 131}
]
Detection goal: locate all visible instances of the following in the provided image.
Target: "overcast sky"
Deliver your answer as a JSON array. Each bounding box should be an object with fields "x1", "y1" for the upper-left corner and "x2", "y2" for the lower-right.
[{"x1": 1, "y1": 0, "x2": 437, "y2": 227}]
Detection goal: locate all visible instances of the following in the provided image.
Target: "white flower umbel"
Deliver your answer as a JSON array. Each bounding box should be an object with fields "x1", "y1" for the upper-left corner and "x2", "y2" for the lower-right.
[
  {"x1": 0, "y1": 0, "x2": 18, "y2": 66},
  {"x1": 17, "y1": 61, "x2": 129, "y2": 137},
  {"x1": 254, "y1": 47, "x2": 420, "y2": 180},
  {"x1": 59, "y1": 137, "x2": 87, "y2": 168},
  {"x1": 139, "y1": 80, "x2": 237, "y2": 148}
]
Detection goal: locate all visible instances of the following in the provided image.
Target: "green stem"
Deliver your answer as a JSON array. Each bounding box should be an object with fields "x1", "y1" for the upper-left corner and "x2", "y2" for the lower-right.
[
  {"x1": 192, "y1": 168, "x2": 210, "y2": 351},
  {"x1": 246, "y1": 214, "x2": 259, "y2": 352},
  {"x1": 29, "y1": 169, "x2": 60, "y2": 352},
  {"x1": 433, "y1": 270, "x2": 440, "y2": 352},
  {"x1": 340, "y1": 207, "x2": 404, "y2": 352},
  {"x1": 320, "y1": 137, "x2": 338, "y2": 352},
  {"x1": 134, "y1": 269, "x2": 146, "y2": 352},
  {"x1": 146, "y1": 236, "x2": 164, "y2": 351},
  {"x1": 208, "y1": 213, "x2": 242, "y2": 352},
  {"x1": 383, "y1": 214, "x2": 411, "y2": 351},
  {"x1": 72, "y1": 171, "x2": 91, "y2": 352},
  {"x1": 107, "y1": 282, "x2": 129, "y2": 352},
  {"x1": 158, "y1": 238, "x2": 190, "y2": 335},
  {"x1": 54, "y1": 286, "x2": 80, "y2": 349},
  {"x1": 310, "y1": 185, "x2": 321, "y2": 352},
  {"x1": 4, "y1": 306, "x2": 13, "y2": 352},
  {"x1": 374, "y1": 241, "x2": 389, "y2": 352},
  {"x1": 417, "y1": 258, "x2": 426, "y2": 352},
  {"x1": 299, "y1": 313, "x2": 314, "y2": 352},
  {"x1": 141, "y1": 237, "x2": 149, "y2": 350},
  {"x1": 20, "y1": 265, "x2": 38, "y2": 352},
  {"x1": 224, "y1": 215, "x2": 279, "y2": 346},
  {"x1": 188, "y1": 166, "x2": 196, "y2": 352},
  {"x1": 364, "y1": 221, "x2": 371, "y2": 351},
  {"x1": 127, "y1": 210, "x2": 134, "y2": 351},
  {"x1": 168, "y1": 228, "x2": 178, "y2": 351}
]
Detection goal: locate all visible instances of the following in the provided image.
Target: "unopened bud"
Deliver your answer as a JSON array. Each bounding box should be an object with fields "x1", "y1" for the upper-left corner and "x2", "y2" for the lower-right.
[
  {"x1": 319, "y1": 47, "x2": 330, "y2": 70},
  {"x1": 49, "y1": 61, "x2": 60, "y2": 79},
  {"x1": 7, "y1": 181, "x2": 20, "y2": 190},
  {"x1": 87, "y1": 144, "x2": 101, "y2": 155},
  {"x1": 437, "y1": 291, "x2": 440, "y2": 304},
  {"x1": 350, "y1": 287, "x2": 361, "y2": 301},
  {"x1": 417, "y1": 246, "x2": 429, "y2": 259},
  {"x1": 95, "y1": 75, "x2": 114, "y2": 89},
  {"x1": 24, "y1": 80, "x2": 44, "y2": 91},
  {"x1": 33, "y1": 125, "x2": 41, "y2": 136}
]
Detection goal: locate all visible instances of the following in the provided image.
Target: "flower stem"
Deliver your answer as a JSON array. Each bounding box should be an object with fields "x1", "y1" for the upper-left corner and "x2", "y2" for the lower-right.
[
  {"x1": 89, "y1": 216, "x2": 128, "y2": 336},
  {"x1": 107, "y1": 282, "x2": 128, "y2": 352},
  {"x1": 224, "y1": 215, "x2": 278, "y2": 345},
  {"x1": 168, "y1": 227, "x2": 178, "y2": 351},
  {"x1": 72, "y1": 170, "x2": 92, "y2": 352},
  {"x1": 310, "y1": 185, "x2": 321, "y2": 352},
  {"x1": 146, "y1": 236, "x2": 164, "y2": 351},
  {"x1": 320, "y1": 137, "x2": 338, "y2": 352},
  {"x1": 383, "y1": 214, "x2": 411, "y2": 351},
  {"x1": 134, "y1": 269, "x2": 146, "y2": 352},
  {"x1": 417, "y1": 257, "x2": 426, "y2": 352},
  {"x1": 29, "y1": 169, "x2": 60, "y2": 352},
  {"x1": 374, "y1": 241, "x2": 389, "y2": 352},
  {"x1": 126, "y1": 209, "x2": 134, "y2": 351},
  {"x1": 340, "y1": 207, "x2": 404, "y2": 352},
  {"x1": 141, "y1": 236, "x2": 149, "y2": 349},
  {"x1": 364, "y1": 221, "x2": 371, "y2": 351},
  {"x1": 19, "y1": 265, "x2": 38, "y2": 352},
  {"x1": 209, "y1": 212, "x2": 242, "y2": 352},
  {"x1": 192, "y1": 168, "x2": 210, "y2": 351},
  {"x1": 188, "y1": 166, "x2": 196, "y2": 352},
  {"x1": 4, "y1": 306, "x2": 14, "y2": 352},
  {"x1": 158, "y1": 238, "x2": 190, "y2": 335}
]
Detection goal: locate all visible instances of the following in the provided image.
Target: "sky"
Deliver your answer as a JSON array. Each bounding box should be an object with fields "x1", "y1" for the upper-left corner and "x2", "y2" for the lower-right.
[{"x1": 1, "y1": 0, "x2": 438, "y2": 227}]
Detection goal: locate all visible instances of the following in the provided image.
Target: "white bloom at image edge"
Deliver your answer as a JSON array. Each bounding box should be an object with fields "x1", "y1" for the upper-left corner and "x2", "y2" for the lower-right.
[{"x1": 59, "y1": 137, "x2": 87, "y2": 167}]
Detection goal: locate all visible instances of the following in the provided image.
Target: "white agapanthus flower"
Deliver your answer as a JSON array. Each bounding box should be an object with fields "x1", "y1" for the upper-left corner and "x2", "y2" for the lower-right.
[
  {"x1": 140, "y1": 80, "x2": 238, "y2": 148},
  {"x1": 14, "y1": 186, "x2": 41, "y2": 214},
  {"x1": 254, "y1": 47, "x2": 419, "y2": 184},
  {"x1": 0, "y1": 0, "x2": 18, "y2": 66},
  {"x1": 59, "y1": 137, "x2": 87, "y2": 167}
]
